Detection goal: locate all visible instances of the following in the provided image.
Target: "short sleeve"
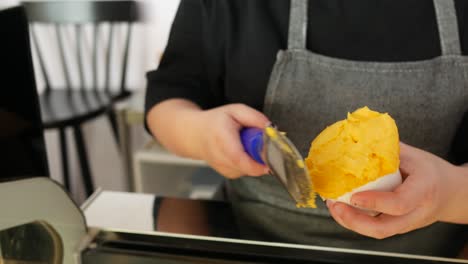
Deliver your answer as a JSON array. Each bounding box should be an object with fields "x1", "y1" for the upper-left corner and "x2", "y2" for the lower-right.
[{"x1": 144, "y1": 0, "x2": 218, "y2": 119}]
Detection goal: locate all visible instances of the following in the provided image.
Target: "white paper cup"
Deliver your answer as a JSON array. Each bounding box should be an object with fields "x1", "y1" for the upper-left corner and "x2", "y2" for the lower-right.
[{"x1": 327, "y1": 170, "x2": 402, "y2": 216}]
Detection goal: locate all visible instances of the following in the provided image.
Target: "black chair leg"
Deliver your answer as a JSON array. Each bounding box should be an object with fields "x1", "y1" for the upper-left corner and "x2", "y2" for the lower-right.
[
  {"x1": 106, "y1": 108, "x2": 120, "y2": 147},
  {"x1": 72, "y1": 125, "x2": 94, "y2": 197},
  {"x1": 59, "y1": 128, "x2": 70, "y2": 192}
]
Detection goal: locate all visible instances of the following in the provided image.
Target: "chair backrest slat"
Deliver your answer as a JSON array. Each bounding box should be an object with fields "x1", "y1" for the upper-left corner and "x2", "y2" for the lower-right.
[
  {"x1": 75, "y1": 24, "x2": 85, "y2": 89},
  {"x1": 55, "y1": 24, "x2": 72, "y2": 90},
  {"x1": 92, "y1": 25, "x2": 98, "y2": 91},
  {"x1": 120, "y1": 24, "x2": 132, "y2": 93},
  {"x1": 30, "y1": 25, "x2": 51, "y2": 92},
  {"x1": 104, "y1": 24, "x2": 114, "y2": 93}
]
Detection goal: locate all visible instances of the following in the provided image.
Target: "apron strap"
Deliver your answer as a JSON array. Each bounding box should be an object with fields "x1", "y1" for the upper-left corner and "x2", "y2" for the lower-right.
[
  {"x1": 433, "y1": 0, "x2": 462, "y2": 56},
  {"x1": 288, "y1": 0, "x2": 308, "y2": 50}
]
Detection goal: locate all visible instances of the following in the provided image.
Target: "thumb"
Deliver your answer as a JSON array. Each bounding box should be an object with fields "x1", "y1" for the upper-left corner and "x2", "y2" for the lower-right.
[
  {"x1": 225, "y1": 104, "x2": 270, "y2": 128},
  {"x1": 399, "y1": 142, "x2": 424, "y2": 176}
]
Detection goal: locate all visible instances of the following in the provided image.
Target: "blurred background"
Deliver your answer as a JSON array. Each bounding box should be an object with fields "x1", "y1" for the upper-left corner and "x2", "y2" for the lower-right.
[{"x1": 0, "y1": 0, "x2": 223, "y2": 203}]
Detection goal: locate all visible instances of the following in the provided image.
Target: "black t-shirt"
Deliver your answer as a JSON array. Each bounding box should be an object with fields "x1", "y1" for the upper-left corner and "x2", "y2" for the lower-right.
[{"x1": 145, "y1": 0, "x2": 468, "y2": 163}]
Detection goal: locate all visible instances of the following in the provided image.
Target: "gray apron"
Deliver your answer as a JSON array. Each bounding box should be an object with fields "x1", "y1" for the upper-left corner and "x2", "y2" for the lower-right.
[{"x1": 227, "y1": 0, "x2": 467, "y2": 257}]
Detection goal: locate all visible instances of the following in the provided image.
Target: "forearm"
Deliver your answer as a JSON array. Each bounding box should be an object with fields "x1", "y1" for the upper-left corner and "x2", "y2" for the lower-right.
[
  {"x1": 146, "y1": 98, "x2": 204, "y2": 159},
  {"x1": 439, "y1": 165, "x2": 468, "y2": 224}
]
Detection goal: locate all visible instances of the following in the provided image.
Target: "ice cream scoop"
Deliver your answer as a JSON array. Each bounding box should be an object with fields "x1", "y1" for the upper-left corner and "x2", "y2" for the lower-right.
[
  {"x1": 240, "y1": 125, "x2": 316, "y2": 208},
  {"x1": 305, "y1": 107, "x2": 402, "y2": 214}
]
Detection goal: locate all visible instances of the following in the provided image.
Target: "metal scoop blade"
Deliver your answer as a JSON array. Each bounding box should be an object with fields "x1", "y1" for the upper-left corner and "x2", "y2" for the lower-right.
[{"x1": 240, "y1": 126, "x2": 316, "y2": 208}]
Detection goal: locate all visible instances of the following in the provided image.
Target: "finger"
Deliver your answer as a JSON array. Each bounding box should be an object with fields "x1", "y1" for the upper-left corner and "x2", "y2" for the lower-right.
[
  {"x1": 350, "y1": 175, "x2": 425, "y2": 216},
  {"x1": 210, "y1": 146, "x2": 261, "y2": 178},
  {"x1": 226, "y1": 104, "x2": 270, "y2": 128},
  {"x1": 399, "y1": 142, "x2": 424, "y2": 176},
  {"x1": 328, "y1": 201, "x2": 423, "y2": 239},
  {"x1": 213, "y1": 155, "x2": 262, "y2": 178},
  {"x1": 222, "y1": 127, "x2": 269, "y2": 176},
  {"x1": 211, "y1": 163, "x2": 244, "y2": 179},
  {"x1": 209, "y1": 120, "x2": 268, "y2": 177},
  {"x1": 225, "y1": 145, "x2": 269, "y2": 176}
]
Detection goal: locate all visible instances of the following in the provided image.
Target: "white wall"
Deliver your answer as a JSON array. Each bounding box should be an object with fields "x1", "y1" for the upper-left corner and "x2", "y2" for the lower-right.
[
  {"x1": 2, "y1": 0, "x2": 180, "y2": 202},
  {"x1": 0, "y1": 0, "x2": 19, "y2": 8}
]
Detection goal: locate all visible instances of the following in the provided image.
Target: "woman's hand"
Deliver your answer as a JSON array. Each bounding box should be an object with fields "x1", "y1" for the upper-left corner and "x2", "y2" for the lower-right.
[
  {"x1": 194, "y1": 103, "x2": 271, "y2": 178},
  {"x1": 327, "y1": 142, "x2": 468, "y2": 239},
  {"x1": 147, "y1": 99, "x2": 270, "y2": 179}
]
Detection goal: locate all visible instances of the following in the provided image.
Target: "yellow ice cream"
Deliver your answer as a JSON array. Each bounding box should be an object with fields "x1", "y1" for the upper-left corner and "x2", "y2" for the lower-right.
[{"x1": 305, "y1": 107, "x2": 399, "y2": 200}]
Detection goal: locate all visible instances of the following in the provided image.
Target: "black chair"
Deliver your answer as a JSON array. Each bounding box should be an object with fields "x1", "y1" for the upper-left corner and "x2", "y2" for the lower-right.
[
  {"x1": 0, "y1": 5, "x2": 49, "y2": 182},
  {"x1": 22, "y1": 1, "x2": 140, "y2": 197}
]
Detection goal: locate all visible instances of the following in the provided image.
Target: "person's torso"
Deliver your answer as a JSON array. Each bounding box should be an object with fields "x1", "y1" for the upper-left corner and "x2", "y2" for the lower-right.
[
  {"x1": 226, "y1": 0, "x2": 468, "y2": 255},
  {"x1": 202, "y1": 0, "x2": 468, "y2": 110}
]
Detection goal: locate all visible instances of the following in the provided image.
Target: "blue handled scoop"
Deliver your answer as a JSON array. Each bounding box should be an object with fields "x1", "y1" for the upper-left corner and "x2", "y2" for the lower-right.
[{"x1": 240, "y1": 126, "x2": 316, "y2": 208}]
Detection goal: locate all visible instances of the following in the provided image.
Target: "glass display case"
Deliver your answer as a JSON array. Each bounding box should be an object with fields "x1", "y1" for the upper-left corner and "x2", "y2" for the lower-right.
[{"x1": 0, "y1": 178, "x2": 466, "y2": 264}]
